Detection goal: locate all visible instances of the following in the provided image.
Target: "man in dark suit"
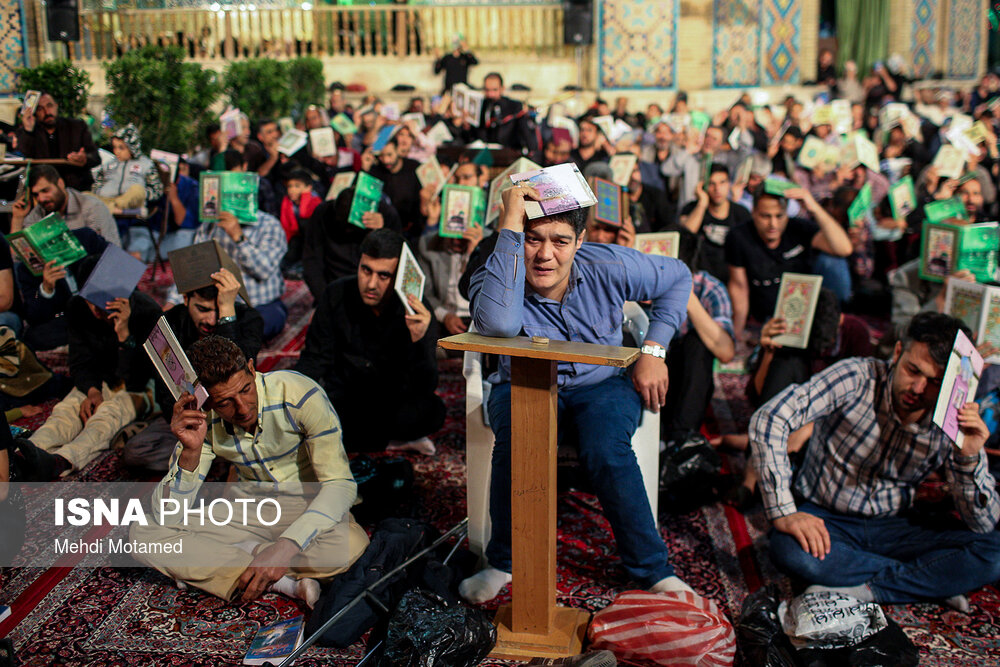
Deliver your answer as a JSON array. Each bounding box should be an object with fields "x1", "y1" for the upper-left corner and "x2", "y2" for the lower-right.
[
  {"x1": 470, "y1": 73, "x2": 538, "y2": 154},
  {"x1": 16, "y1": 93, "x2": 101, "y2": 191}
]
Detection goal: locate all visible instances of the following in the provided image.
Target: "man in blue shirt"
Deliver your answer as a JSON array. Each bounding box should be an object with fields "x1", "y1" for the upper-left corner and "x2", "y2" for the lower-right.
[{"x1": 460, "y1": 181, "x2": 693, "y2": 603}]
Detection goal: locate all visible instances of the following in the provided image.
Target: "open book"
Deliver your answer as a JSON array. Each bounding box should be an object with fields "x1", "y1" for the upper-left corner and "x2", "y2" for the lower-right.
[
  {"x1": 144, "y1": 317, "x2": 209, "y2": 409},
  {"x1": 771, "y1": 273, "x2": 823, "y2": 349},
  {"x1": 439, "y1": 184, "x2": 485, "y2": 238},
  {"x1": 199, "y1": 172, "x2": 259, "y2": 225},
  {"x1": 932, "y1": 330, "x2": 983, "y2": 449},
  {"x1": 509, "y1": 163, "x2": 596, "y2": 220},
  {"x1": 244, "y1": 616, "x2": 303, "y2": 665},
  {"x1": 943, "y1": 277, "x2": 1000, "y2": 364},
  {"x1": 7, "y1": 212, "x2": 87, "y2": 276},
  {"x1": 394, "y1": 242, "x2": 426, "y2": 316},
  {"x1": 920, "y1": 221, "x2": 998, "y2": 283}
]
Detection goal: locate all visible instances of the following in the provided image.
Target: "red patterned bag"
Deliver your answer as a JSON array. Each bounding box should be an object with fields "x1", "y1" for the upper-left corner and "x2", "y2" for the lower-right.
[{"x1": 587, "y1": 590, "x2": 736, "y2": 667}]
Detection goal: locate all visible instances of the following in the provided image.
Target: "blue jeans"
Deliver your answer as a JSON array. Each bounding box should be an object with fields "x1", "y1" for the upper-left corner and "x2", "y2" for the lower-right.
[
  {"x1": 486, "y1": 374, "x2": 673, "y2": 586},
  {"x1": 812, "y1": 252, "x2": 852, "y2": 304},
  {"x1": 256, "y1": 298, "x2": 288, "y2": 340},
  {"x1": 0, "y1": 311, "x2": 23, "y2": 338},
  {"x1": 769, "y1": 502, "x2": 1000, "y2": 603}
]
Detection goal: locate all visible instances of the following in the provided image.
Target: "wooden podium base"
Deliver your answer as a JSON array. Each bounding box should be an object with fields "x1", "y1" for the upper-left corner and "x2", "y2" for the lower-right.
[{"x1": 490, "y1": 605, "x2": 591, "y2": 660}]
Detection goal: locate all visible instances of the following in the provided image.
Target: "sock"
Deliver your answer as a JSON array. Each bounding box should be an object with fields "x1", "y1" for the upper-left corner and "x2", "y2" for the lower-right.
[
  {"x1": 805, "y1": 583, "x2": 875, "y2": 603},
  {"x1": 649, "y1": 575, "x2": 694, "y2": 595},
  {"x1": 385, "y1": 437, "x2": 436, "y2": 456},
  {"x1": 233, "y1": 539, "x2": 262, "y2": 556},
  {"x1": 174, "y1": 579, "x2": 188, "y2": 591},
  {"x1": 268, "y1": 575, "x2": 321, "y2": 609},
  {"x1": 459, "y1": 567, "x2": 512, "y2": 603},
  {"x1": 943, "y1": 594, "x2": 970, "y2": 613}
]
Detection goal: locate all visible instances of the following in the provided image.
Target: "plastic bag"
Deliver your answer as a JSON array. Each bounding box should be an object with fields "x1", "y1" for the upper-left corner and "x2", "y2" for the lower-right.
[
  {"x1": 736, "y1": 586, "x2": 799, "y2": 667},
  {"x1": 778, "y1": 591, "x2": 887, "y2": 650},
  {"x1": 378, "y1": 589, "x2": 496, "y2": 667},
  {"x1": 659, "y1": 431, "x2": 726, "y2": 513},
  {"x1": 588, "y1": 590, "x2": 736, "y2": 666},
  {"x1": 796, "y1": 614, "x2": 919, "y2": 667}
]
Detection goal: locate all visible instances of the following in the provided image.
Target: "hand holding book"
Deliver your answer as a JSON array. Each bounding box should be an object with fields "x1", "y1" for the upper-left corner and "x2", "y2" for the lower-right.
[
  {"x1": 106, "y1": 297, "x2": 132, "y2": 343},
  {"x1": 499, "y1": 183, "x2": 542, "y2": 233}
]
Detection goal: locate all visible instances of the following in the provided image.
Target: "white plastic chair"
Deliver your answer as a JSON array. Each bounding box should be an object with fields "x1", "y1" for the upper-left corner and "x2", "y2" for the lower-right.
[{"x1": 463, "y1": 305, "x2": 661, "y2": 559}]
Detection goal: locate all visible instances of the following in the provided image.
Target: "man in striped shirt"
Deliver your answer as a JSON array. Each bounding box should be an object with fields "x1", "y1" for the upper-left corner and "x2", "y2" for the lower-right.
[
  {"x1": 131, "y1": 336, "x2": 368, "y2": 605},
  {"x1": 750, "y1": 312, "x2": 1000, "y2": 609}
]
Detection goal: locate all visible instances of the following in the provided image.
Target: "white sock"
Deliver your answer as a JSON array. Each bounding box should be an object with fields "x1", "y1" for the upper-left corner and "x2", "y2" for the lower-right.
[
  {"x1": 650, "y1": 575, "x2": 694, "y2": 595},
  {"x1": 944, "y1": 594, "x2": 970, "y2": 613},
  {"x1": 174, "y1": 578, "x2": 188, "y2": 591},
  {"x1": 233, "y1": 539, "x2": 262, "y2": 556},
  {"x1": 268, "y1": 575, "x2": 321, "y2": 609},
  {"x1": 386, "y1": 437, "x2": 436, "y2": 455},
  {"x1": 459, "y1": 567, "x2": 512, "y2": 603}
]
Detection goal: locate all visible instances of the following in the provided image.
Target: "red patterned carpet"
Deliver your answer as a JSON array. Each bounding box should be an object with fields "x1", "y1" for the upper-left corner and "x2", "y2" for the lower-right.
[{"x1": 1, "y1": 270, "x2": 998, "y2": 665}]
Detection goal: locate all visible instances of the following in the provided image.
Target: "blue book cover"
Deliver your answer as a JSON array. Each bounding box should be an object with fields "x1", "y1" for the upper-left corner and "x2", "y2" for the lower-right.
[
  {"x1": 79, "y1": 245, "x2": 146, "y2": 311},
  {"x1": 244, "y1": 615, "x2": 303, "y2": 665},
  {"x1": 371, "y1": 125, "x2": 400, "y2": 154}
]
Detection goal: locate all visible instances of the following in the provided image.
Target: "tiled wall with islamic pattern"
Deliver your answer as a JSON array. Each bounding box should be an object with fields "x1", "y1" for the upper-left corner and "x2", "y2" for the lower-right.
[
  {"x1": 911, "y1": 0, "x2": 938, "y2": 79},
  {"x1": 947, "y1": 0, "x2": 980, "y2": 78},
  {"x1": 598, "y1": 0, "x2": 678, "y2": 89},
  {"x1": 0, "y1": 0, "x2": 28, "y2": 95},
  {"x1": 712, "y1": 0, "x2": 802, "y2": 88}
]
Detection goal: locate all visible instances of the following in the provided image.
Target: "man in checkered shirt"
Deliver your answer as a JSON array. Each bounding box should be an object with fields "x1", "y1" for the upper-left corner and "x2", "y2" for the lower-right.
[{"x1": 750, "y1": 311, "x2": 1000, "y2": 611}]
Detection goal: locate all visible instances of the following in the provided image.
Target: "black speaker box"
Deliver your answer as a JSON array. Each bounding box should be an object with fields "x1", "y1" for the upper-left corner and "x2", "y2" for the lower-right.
[
  {"x1": 563, "y1": 0, "x2": 593, "y2": 46},
  {"x1": 47, "y1": 0, "x2": 80, "y2": 42}
]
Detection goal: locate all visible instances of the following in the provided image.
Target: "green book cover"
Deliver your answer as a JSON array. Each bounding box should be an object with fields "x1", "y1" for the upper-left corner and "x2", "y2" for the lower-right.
[
  {"x1": 689, "y1": 111, "x2": 711, "y2": 133},
  {"x1": 888, "y1": 175, "x2": 917, "y2": 220},
  {"x1": 9, "y1": 213, "x2": 87, "y2": 276},
  {"x1": 924, "y1": 197, "x2": 968, "y2": 224},
  {"x1": 439, "y1": 185, "x2": 485, "y2": 238},
  {"x1": 199, "y1": 171, "x2": 259, "y2": 225},
  {"x1": 331, "y1": 113, "x2": 357, "y2": 136},
  {"x1": 847, "y1": 182, "x2": 872, "y2": 227},
  {"x1": 348, "y1": 172, "x2": 383, "y2": 228},
  {"x1": 700, "y1": 152, "x2": 714, "y2": 186},
  {"x1": 763, "y1": 177, "x2": 796, "y2": 197},
  {"x1": 920, "y1": 221, "x2": 999, "y2": 283}
]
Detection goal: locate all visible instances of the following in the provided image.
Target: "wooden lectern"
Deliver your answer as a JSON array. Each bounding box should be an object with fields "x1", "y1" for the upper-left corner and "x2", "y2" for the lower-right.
[{"x1": 439, "y1": 332, "x2": 639, "y2": 659}]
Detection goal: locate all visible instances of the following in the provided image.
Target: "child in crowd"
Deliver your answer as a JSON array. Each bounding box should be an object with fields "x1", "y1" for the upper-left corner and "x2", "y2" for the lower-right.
[
  {"x1": 92, "y1": 124, "x2": 163, "y2": 213},
  {"x1": 280, "y1": 169, "x2": 322, "y2": 279}
]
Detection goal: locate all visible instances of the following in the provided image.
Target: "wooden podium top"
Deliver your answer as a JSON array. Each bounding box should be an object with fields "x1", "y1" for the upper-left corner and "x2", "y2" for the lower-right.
[
  {"x1": 438, "y1": 332, "x2": 639, "y2": 367},
  {"x1": 1, "y1": 158, "x2": 72, "y2": 166}
]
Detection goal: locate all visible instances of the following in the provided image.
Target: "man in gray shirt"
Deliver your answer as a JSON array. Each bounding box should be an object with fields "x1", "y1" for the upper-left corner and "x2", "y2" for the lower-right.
[{"x1": 11, "y1": 164, "x2": 121, "y2": 247}]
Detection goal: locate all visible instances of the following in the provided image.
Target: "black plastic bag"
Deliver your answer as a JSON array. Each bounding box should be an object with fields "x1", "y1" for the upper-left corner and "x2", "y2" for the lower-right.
[
  {"x1": 737, "y1": 586, "x2": 800, "y2": 667},
  {"x1": 377, "y1": 589, "x2": 496, "y2": 667},
  {"x1": 351, "y1": 455, "x2": 415, "y2": 524},
  {"x1": 659, "y1": 430, "x2": 728, "y2": 513}
]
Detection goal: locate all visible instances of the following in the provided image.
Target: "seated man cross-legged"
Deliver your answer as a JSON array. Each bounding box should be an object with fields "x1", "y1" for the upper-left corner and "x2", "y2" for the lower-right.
[
  {"x1": 750, "y1": 312, "x2": 1000, "y2": 611},
  {"x1": 130, "y1": 336, "x2": 369, "y2": 605},
  {"x1": 459, "y1": 182, "x2": 693, "y2": 603}
]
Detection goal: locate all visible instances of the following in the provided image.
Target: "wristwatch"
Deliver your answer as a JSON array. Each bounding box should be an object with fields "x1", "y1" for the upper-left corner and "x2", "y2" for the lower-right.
[
  {"x1": 640, "y1": 343, "x2": 666, "y2": 359},
  {"x1": 218, "y1": 315, "x2": 237, "y2": 325}
]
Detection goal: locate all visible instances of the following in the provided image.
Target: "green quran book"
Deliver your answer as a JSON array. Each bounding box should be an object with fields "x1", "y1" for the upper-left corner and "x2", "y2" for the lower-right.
[
  {"x1": 919, "y1": 221, "x2": 999, "y2": 283},
  {"x1": 7, "y1": 213, "x2": 87, "y2": 277},
  {"x1": 439, "y1": 184, "x2": 486, "y2": 238},
  {"x1": 348, "y1": 172, "x2": 384, "y2": 228},
  {"x1": 198, "y1": 171, "x2": 259, "y2": 225},
  {"x1": 847, "y1": 182, "x2": 872, "y2": 227},
  {"x1": 924, "y1": 197, "x2": 969, "y2": 224}
]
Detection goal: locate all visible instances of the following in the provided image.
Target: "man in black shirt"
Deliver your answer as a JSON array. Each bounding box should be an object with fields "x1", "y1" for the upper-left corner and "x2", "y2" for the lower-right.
[
  {"x1": 471, "y1": 73, "x2": 537, "y2": 153},
  {"x1": 15, "y1": 93, "x2": 101, "y2": 191},
  {"x1": 434, "y1": 40, "x2": 478, "y2": 92},
  {"x1": 295, "y1": 229, "x2": 444, "y2": 455},
  {"x1": 302, "y1": 186, "x2": 402, "y2": 301},
  {"x1": 14, "y1": 276, "x2": 161, "y2": 480},
  {"x1": 571, "y1": 118, "x2": 610, "y2": 174},
  {"x1": 122, "y1": 269, "x2": 263, "y2": 472},
  {"x1": 725, "y1": 184, "x2": 852, "y2": 337},
  {"x1": 681, "y1": 164, "x2": 752, "y2": 282},
  {"x1": 370, "y1": 137, "x2": 423, "y2": 240}
]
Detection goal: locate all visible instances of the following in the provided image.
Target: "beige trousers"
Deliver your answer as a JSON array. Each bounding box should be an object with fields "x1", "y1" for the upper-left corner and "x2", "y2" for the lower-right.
[
  {"x1": 97, "y1": 183, "x2": 146, "y2": 210},
  {"x1": 31, "y1": 383, "x2": 136, "y2": 471},
  {"x1": 129, "y1": 494, "x2": 370, "y2": 601}
]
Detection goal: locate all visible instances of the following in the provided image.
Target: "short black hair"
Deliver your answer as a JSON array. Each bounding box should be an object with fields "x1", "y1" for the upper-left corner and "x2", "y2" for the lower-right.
[
  {"x1": 205, "y1": 123, "x2": 221, "y2": 140},
  {"x1": 784, "y1": 126, "x2": 804, "y2": 141},
  {"x1": 751, "y1": 183, "x2": 789, "y2": 210},
  {"x1": 709, "y1": 164, "x2": 730, "y2": 179},
  {"x1": 360, "y1": 228, "x2": 405, "y2": 260},
  {"x1": 902, "y1": 312, "x2": 972, "y2": 367},
  {"x1": 28, "y1": 164, "x2": 61, "y2": 189},
  {"x1": 223, "y1": 149, "x2": 245, "y2": 171},
  {"x1": 255, "y1": 118, "x2": 276, "y2": 135},
  {"x1": 529, "y1": 207, "x2": 588, "y2": 238},
  {"x1": 484, "y1": 72, "x2": 504, "y2": 86},
  {"x1": 189, "y1": 336, "x2": 248, "y2": 388},
  {"x1": 189, "y1": 284, "x2": 219, "y2": 300},
  {"x1": 283, "y1": 169, "x2": 313, "y2": 188}
]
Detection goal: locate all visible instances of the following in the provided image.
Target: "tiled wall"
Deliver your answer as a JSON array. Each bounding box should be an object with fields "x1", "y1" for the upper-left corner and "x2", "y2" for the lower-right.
[
  {"x1": 711, "y1": 0, "x2": 803, "y2": 88},
  {"x1": 598, "y1": 0, "x2": 678, "y2": 89},
  {"x1": 0, "y1": 0, "x2": 28, "y2": 95}
]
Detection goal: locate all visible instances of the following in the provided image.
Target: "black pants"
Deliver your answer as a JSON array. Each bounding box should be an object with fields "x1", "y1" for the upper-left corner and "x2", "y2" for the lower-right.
[
  {"x1": 662, "y1": 331, "x2": 716, "y2": 435},
  {"x1": 333, "y1": 391, "x2": 446, "y2": 453}
]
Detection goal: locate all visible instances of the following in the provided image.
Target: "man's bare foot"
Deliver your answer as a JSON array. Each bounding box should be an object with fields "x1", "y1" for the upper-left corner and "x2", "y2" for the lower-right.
[{"x1": 386, "y1": 437, "x2": 436, "y2": 456}]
